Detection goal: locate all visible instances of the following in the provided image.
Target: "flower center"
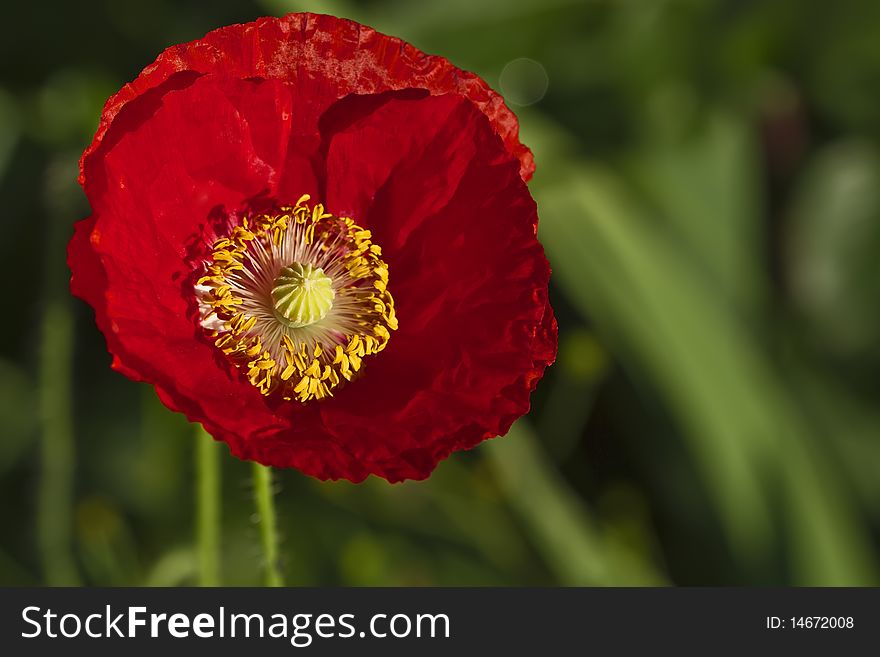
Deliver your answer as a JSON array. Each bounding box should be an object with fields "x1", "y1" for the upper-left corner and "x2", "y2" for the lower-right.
[
  {"x1": 195, "y1": 195, "x2": 397, "y2": 402},
  {"x1": 271, "y1": 262, "x2": 335, "y2": 328}
]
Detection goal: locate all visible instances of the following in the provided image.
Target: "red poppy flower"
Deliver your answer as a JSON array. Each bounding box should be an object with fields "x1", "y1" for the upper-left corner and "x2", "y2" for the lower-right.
[{"x1": 68, "y1": 12, "x2": 556, "y2": 482}]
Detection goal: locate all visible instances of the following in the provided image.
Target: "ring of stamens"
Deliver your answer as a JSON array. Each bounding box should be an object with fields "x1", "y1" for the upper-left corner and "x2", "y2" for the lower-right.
[{"x1": 195, "y1": 195, "x2": 398, "y2": 402}]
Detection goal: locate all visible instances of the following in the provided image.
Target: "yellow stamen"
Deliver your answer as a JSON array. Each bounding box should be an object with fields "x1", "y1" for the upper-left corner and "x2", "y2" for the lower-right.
[{"x1": 196, "y1": 196, "x2": 397, "y2": 402}]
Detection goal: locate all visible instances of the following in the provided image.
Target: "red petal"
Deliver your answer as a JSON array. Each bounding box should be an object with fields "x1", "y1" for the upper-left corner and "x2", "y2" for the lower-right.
[{"x1": 80, "y1": 13, "x2": 533, "y2": 188}]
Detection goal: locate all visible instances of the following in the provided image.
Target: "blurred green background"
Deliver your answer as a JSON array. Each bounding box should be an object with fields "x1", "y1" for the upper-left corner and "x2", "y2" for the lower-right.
[{"x1": 2, "y1": 0, "x2": 879, "y2": 586}]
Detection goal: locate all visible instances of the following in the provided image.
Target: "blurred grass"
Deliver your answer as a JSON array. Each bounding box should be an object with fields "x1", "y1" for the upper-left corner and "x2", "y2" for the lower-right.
[
  {"x1": 535, "y1": 159, "x2": 876, "y2": 584},
  {"x1": 1, "y1": 0, "x2": 879, "y2": 586},
  {"x1": 487, "y1": 420, "x2": 666, "y2": 586}
]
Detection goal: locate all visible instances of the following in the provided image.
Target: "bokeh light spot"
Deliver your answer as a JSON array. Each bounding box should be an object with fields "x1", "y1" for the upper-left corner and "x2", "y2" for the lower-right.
[{"x1": 499, "y1": 57, "x2": 549, "y2": 107}]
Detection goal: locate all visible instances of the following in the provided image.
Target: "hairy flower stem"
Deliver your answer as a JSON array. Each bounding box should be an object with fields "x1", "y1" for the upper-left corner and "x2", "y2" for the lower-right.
[
  {"x1": 195, "y1": 426, "x2": 221, "y2": 586},
  {"x1": 252, "y1": 463, "x2": 284, "y2": 586}
]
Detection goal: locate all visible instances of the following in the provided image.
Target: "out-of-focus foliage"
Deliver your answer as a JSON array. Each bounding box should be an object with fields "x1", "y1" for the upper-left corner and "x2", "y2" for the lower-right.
[{"x1": 1, "y1": 0, "x2": 879, "y2": 586}]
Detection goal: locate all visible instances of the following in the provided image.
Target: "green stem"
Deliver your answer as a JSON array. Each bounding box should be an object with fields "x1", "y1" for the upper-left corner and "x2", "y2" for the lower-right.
[
  {"x1": 252, "y1": 463, "x2": 283, "y2": 586},
  {"x1": 195, "y1": 426, "x2": 220, "y2": 586},
  {"x1": 37, "y1": 298, "x2": 80, "y2": 586},
  {"x1": 38, "y1": 154, "x2": 82, "y2": 586}
]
